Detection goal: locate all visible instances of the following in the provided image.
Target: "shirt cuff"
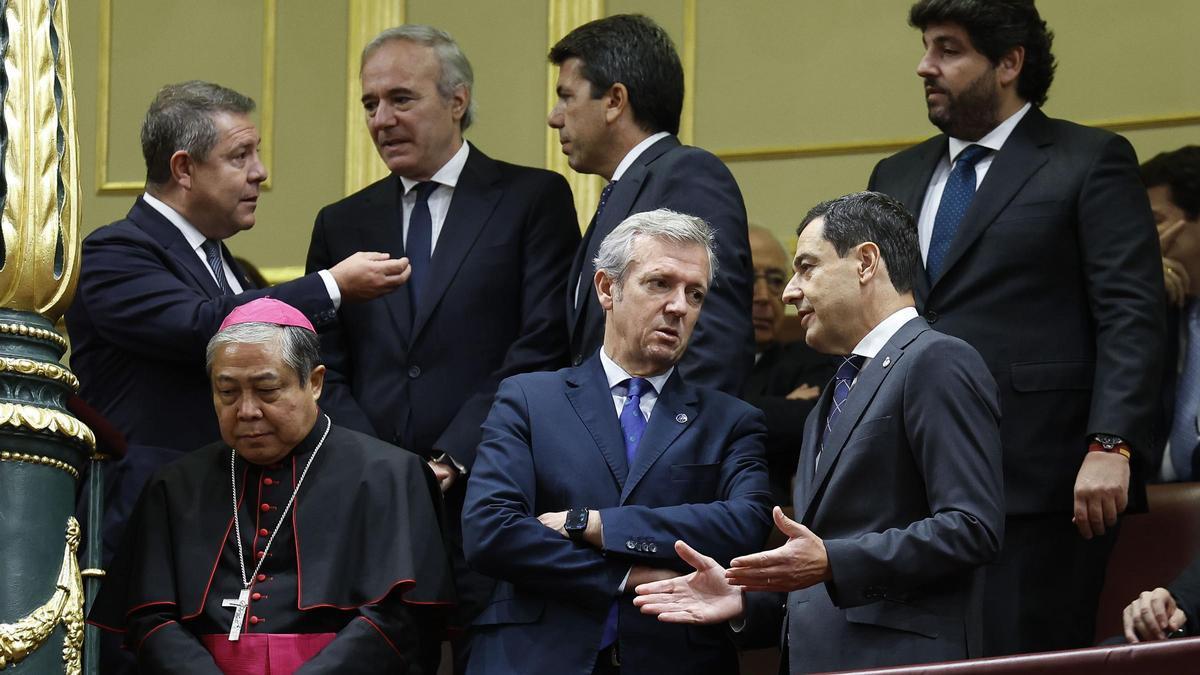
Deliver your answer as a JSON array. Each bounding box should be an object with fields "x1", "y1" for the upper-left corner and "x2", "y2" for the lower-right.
[
  {"x1": 318, "y1": 269, "x2": 342, "y2": 310},
  {"x1": 617, "y1": 567, "x2": 632, "y2": 593},
  {"x1": 432, "y1": 451, "x2": 467, "y2": 476}
]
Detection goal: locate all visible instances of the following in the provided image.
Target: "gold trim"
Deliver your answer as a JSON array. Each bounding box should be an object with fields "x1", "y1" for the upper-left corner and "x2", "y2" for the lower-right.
[
  {"x1": 342, "y1": 0, "x2": 406, "y2": 196},
  {"x1": 80, "y1": 568, "x2": 106, "y2": 579},
  {"x1": 0, "y1": 404, "x2": 96, "y2": 450},
  {"x1": 0, "y1": 517, "x2": 84, "y2": 672},
  {"x1": 715, "y1": 112, "x2": 1200, "y2": 163},
  {"x1": 546, "y1": 0, "x2": 605, "y2": 231},
  {"x1": 0, "y1": 322, "x2": 69, "y2": 351},
  {"x1": 0, "y1": 450, "x2": 81, "y2": 480},
  {"x1": 0, "y1": 356, "x2": 80, "y2": 391},
  {"x1": 678, "y1": 0, "x2": 696, "y2": 146},
  {"x1": 94, "y1": 0, "x2": 278, "y2": 194},
  {"x1": 261, "y1": 264, "x2": 305, "y2": 285}
]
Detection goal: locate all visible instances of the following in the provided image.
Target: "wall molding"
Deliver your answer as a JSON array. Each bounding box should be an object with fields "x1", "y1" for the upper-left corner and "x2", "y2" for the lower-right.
[
  {"x1": 342, "y1": 1, "x2": 406, "y2": 196},
  {"x1": 714, "y1": 112, "x2": 1200, "y2": 164},
  {"x1": 94, "y1": 0, "x2": 278, "y2": 194}
]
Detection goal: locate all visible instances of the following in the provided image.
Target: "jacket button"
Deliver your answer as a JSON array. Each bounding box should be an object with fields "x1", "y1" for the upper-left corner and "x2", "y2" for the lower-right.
[
  {"x1": 260, "y1": 503, "x2": 271, "y2": 512},
  {"x1": 250, "y1": 616, "x2": 261, "y2": 625},
  {"x1": 256, "y1": 574, "x2": 267, "y2": 582},
  {"x1": 925, "y1": 310, "x2": 939, "y2": 323},
  {"x1": 572, "y1": 355, "x2": 582, "y2": 366},
  {"x1": 251, "y1": 592, "x2": 262, "y2": 601},
  {"x1": 263, "y1": 477, "x2": 274, "y2": 486},
  {"x1": 626, "y1": 540, "x2": 636, "y2": 550},
  {"x1": 649, "y1": 543, "x2": 658, "y2": 553},
  {"x1": 258, "y1": 528, "x2": 269, "y2": 537},
  {"x1": 408, "y1": 365, "x2": 421, "y2": 379}
]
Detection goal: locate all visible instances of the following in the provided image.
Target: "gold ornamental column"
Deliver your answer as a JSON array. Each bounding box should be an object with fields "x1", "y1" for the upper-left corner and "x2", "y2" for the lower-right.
[
  {"x1": 343, "y1": 0, "x2": 406, "y2": 196},
  {"x1": 545, "y1": 0, "x2": 604, "y2": 231},
  {"x1": 0, "y1": 1, "x2": 93, "y2": 674}
]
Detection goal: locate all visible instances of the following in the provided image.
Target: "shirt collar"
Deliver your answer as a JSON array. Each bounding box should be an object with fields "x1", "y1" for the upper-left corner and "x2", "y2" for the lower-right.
[
  {"x1": 142, "y1": 192, "x2": 208, "y2": 252},
  {"x1": 851, "y1": 306, "x2": 920, "y2": 359},
  {"x1": 611, "y1": 131, "x2": 671, "y2": 182},
  {"x1": 400, "y1": 141, "x2": 470, "y2": 194},
  {"x1": 599, "y1": 347, "x2": 673, "y2": 394},
  {"x1": 947, "y1": 102, "x2": 1032, "y2": 162}
]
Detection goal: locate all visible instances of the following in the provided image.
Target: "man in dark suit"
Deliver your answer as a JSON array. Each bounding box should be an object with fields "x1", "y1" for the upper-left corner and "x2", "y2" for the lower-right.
[
  {"x1": 743, "y1": 225, "x2": 836, "y2": 504},
  {"x1": 1141, "y1": 147, "x2": 1200, "y2": 482},
  {"x1": 463, "y1": 209, "x2": 772, "y2": 675},
  {"x1": 67, "y1": 80, "x2": 410, "y2": 674},
  {"x1": 548, "y1": 14, "x2": 754, "y2": 395},
  {"x1": 304, "y1": 25, "x2": 579, "y2": 652},
  {"x1": 866, "y1": 0, "x2": 1165, "y2": 654},
  {"x1": 636, "y1": 192, "x2": 1004, "y2": 673}
]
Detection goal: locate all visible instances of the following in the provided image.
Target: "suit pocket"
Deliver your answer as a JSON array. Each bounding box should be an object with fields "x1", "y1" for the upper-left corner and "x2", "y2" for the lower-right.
[
  {"x1": 844, "y1": 600, "x2": 940, "y2": 639},
  {"x1": 670, "y1": 463, "x2": 720, "y2": 495},
  {"x1": 1010, "y1": 360, "x2": 1093, "y2": 392},
  {"x1": 847, "y1": 416, "x2": 893, "y2": 444}
]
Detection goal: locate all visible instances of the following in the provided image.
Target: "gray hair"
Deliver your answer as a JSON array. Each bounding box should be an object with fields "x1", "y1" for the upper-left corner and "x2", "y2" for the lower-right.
[
  {"x1": 362, "y1": 25, "x2": 477, "y2": 131},
  {"x1": 593, "y1": 209, "x2": 718, "y2": 290},
  {"x1": 205, "y1": 322, "x2": 321, "y2": 383},
  {"x1": 141, "y1": 81, "x2": 255, "y2": 186}
]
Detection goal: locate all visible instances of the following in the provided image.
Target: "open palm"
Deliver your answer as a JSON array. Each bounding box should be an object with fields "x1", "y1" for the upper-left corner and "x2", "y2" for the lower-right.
[{"x1": 633, "y1": 540, "x2": 743, "y2": 625}]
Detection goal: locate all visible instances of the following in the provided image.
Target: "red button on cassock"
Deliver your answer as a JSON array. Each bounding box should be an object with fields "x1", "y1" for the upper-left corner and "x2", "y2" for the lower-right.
[
  {"x1": 251, "y1": 592, "x2": 262, "y2": 601},
  {"x1": 258, "y1": 528, "x2": 269, "y2": 537},
  {"x1": 256, "y1": 574, "x2": 267, "y2": 582},
  {"x1": 255, "y1": 551, "x2": 265, "y2": 559},
  {"x1": 260, "y1": 503, "x2": 271, "y2": 512},
  {"x1": 263, "y1": 477, "x2": 274, "y2": 486},
  {"x1": 250, "y1": 616, "x2": 261, "y2": 625}
]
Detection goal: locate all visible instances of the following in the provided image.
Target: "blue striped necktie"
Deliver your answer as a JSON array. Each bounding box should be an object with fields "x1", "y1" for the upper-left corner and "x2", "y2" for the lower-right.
[{"x1": 201, "y1": 239, "x2": 232, "y2": 295}]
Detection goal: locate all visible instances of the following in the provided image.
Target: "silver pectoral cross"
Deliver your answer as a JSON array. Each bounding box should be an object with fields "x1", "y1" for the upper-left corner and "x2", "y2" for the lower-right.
[{"x1": 222, "y1": 588, "x2": 250, "y2": 641}]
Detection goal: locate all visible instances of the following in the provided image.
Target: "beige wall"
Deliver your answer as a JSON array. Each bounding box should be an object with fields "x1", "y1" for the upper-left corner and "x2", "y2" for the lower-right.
[{"x1": 72, "y1": 0, "x2": 1200, "y2": 274}]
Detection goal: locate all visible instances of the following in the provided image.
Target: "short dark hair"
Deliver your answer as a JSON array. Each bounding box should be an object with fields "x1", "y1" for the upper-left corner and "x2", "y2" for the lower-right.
[
  {"x1": 909, "y1": 0, "x2": 1056, "y2": 107},
  {"x1": 1142, "y1": 146, "x2": 1200, "y2": 221},
  {"x1": 549, "y1": 14, "x2": 683, "y2": 136},
  {"x1": 797, "y1": 192, "x2": 921, "y2": 294},
  {"x1": 141, "y1": 81, "x2": 255, "y2": 186}
]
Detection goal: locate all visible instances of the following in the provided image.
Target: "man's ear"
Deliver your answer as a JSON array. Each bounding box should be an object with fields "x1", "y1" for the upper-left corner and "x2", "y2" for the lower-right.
[
  {"x1": 603, "y1": 83, "x2": 628, "y2": 125},
  {"x1": 857, "y1": 242, "x2": 882, "y2": 283},
  {"x1": 170, "y1": 150, "x2": 195, "y2": 189},
  {"x1": 448, "y1": 84, "x2": 470, "y2": 125},
  {"x1": 996, "y1": 45, "x2": 1025, "y2": 89},
  {"x1": 309, "y1": 365, "x2": 326, "y2": 401},
  {"x1": 595, "y1": 270, "x2": 617, "y2": 310}
]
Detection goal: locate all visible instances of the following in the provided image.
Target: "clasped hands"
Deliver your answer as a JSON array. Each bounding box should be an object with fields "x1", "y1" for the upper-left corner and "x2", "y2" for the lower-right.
[{"x1": 632, "y1": 506, "x2": 830, "y2": 624}]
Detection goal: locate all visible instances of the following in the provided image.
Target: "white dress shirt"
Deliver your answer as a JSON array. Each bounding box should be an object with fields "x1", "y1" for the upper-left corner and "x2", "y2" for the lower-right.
[
  {"x1": 142, "y1": 192, "x2": 245, "y2": 294},
  {"x1": 399, "y1": 141, "x2": 470, "y2": 254},
  {"x1": 916, "y1": 102, "x2": 1032, "y2": 260},
  {"x1": 850, "y1": 306, "x2": 922, "y2": 379}
]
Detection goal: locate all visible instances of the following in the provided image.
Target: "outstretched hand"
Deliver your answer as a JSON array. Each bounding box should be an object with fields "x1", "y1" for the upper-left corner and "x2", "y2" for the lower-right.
[
  {"x1": 633, "y1": 540, "x2": 743, "y2": 625},
  {"x1": 726, "y1": 506, "x2": 830, "y2": 592}
]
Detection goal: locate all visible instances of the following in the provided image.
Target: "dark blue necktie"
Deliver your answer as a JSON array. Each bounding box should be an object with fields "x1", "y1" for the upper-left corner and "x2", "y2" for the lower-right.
[
  {"x1": 599, "y1": 376, "x2": 650, "y2": 650},
  {"x1": 619, "y1": 377, "x2": 650, "y2": 465},
  {"x1": 406, "y1": 181, "x2": 439, "y2": 309},
  {"x1": 927, "y1": 144, "x2": 989, "y2": 282},
  {"x1": 821, "y1": 355, "x2": 865, "y2": 457},
  {"x1": 575, "y1": 181, "x2": 618, "y2": 309},
  {"x1": 201, "y1": 239, "x2": 232, "y2": 295},
  {"x1": 1171, "y1": 301, "x2": 1200, "y2": 480}
]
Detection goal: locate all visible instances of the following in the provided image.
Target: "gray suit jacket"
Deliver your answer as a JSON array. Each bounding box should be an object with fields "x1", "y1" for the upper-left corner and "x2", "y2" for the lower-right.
[{"x1": 741, "y1": 317, "x2": 1005, "y2": 673}]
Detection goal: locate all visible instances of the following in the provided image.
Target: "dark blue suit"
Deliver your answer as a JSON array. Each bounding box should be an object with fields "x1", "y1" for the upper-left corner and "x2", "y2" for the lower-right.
[
  {"x1": 740, "y1": 318, "x2": 1005, "y2": 673},
  {"x1": 566, "y1": 136, "x2": 754, "y2": 395},
  {"x1": 67, "y1": 197, "x2": 336, "y2": 453},
  {"x1": 462, "y1": 356, "x2": 772, "y2": 675}
]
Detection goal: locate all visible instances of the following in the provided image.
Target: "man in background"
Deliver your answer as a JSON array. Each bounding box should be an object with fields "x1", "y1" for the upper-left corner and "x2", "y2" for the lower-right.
[{"x1": 549, "y1": 14, "x2": 754, "y2": 395}]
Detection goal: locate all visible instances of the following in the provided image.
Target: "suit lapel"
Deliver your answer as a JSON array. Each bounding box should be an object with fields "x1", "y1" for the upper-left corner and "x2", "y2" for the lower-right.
[
  {"x1": 412, "y1": 144, "x2": 500, "y2": 340},
  {"x1": 932, "y1": 108, "x2": 1051, "y2": 291},
  {"x1": 565, "y1": 358, "x2": 629, "y2": 489},
  {"x1": 130, "y1": 198, "x2": 224, "y2": 298},
  {"x1": 903, "y1": 139, "x2": 946, "y2": 302},
  {"x1": 355, "y1": 177, "x2": 414, "y2": 342},
  {"x1": 792, "y1": 388, "x2": 830, "y2": 515},
  {"x1": 621, "y1": 373, "x2": 696, "y2": 504},
  {"x1": 222, "y1": 242, "x2": 253, "y2": 290}
]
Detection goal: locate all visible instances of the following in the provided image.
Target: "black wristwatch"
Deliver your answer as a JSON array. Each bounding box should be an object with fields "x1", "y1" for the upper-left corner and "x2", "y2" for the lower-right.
[{"x1": 565, "y1": 508, "x2": 590, "y2": 542}]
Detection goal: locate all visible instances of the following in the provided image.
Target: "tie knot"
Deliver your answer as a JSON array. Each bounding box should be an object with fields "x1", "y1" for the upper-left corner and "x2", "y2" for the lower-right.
[
  {"x1": 412, "y1": 181, "x2": 439, "y2": 201},
  {"x1": 625, "y1": 377, "x2": 650, "y2": 399},
  {"x1": 835, "y1": 355, "x2": 865, "y2": 380},
  {"x1": 955, "y1": 144, "x2": 989, "y2": 167}
]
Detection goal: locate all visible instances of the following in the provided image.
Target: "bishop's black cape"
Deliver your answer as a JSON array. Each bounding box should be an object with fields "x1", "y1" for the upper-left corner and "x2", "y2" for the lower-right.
[{"x1": 88, "y1": 419, "x2": 455, "y2": 671}]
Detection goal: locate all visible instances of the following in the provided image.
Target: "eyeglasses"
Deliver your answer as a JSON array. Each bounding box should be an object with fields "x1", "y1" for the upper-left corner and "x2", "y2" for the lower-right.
[{"x1": 754, "y1": 271, "x2": 788, "y2": 293}]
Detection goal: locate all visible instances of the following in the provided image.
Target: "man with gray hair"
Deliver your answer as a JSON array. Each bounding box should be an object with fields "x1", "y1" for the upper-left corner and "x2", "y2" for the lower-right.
[
  {"x1": 305, "y1": 25, "x2": 579, "y2": 661},
  {"x1": 463, "y1": 208, "x2": 771, "y2": 675},
  {"x1": 90, "y1": 298, "x2": 453, "y2": 673}
]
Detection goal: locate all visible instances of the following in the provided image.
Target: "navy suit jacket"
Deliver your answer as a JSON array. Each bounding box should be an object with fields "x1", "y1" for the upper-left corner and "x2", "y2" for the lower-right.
[
  {"x1": 305, "y1": 144, "x2": 579, "y2": 470},
  {"x1": 66, "y1": 197, "x2": 335, "y2": 452},
  {"x1": 868, "y1": 107, "x2": 1165, "y2": 515},
  {"x1": 462, "y1": 356, "x2": 772, "y2": 675},
  {"x1": 741, "y1": 318, "x2": 1005, "y2": 673},
  {"x1": 566, "y1": 135, "x2": 754, "y2": 395}
]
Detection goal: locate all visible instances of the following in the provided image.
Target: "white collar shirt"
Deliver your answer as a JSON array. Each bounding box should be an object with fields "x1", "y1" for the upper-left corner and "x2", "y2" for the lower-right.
[
  {"x1": 599, "y1": 347, "x2": 673, "y2": 421},
  {"x1": 142, "y1": 192, "x2": 244, "y2": 294},
  {"x1": 399, "y1": 141, "x2": 470, "y2": 254}
]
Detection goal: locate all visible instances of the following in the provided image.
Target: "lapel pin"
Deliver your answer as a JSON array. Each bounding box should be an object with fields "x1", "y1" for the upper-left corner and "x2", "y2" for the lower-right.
[
  {"x1": 881, "y1": 356, "x2": 891, "y2": 368},
  {"x1": 675, "y1": 413, "x2": 688, "y2": 424}
]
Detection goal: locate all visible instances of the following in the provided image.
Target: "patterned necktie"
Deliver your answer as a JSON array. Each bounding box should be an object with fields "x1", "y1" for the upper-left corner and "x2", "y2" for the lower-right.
[
  {"x1": 619, "y1": 377, "x2": 650, "y2": 465},
  {"x1": 927, "y1": 144, "x2": 989, "y2": 282},
  {"x1": 574, "y1": 181, "x2": 618, "y2": 309},
  {"x1": 1170, "y1": 301, "x2": 1200, "y2": 480},
  {"x1": 821, "y1": 355, "x2": 866, "y2": 456},
  {"x1": 406, "y1": 181, "x2": 439, "y2": 310},
  {"x1": 201, "y1": 239, "x2": 232, "y2": 295}
]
